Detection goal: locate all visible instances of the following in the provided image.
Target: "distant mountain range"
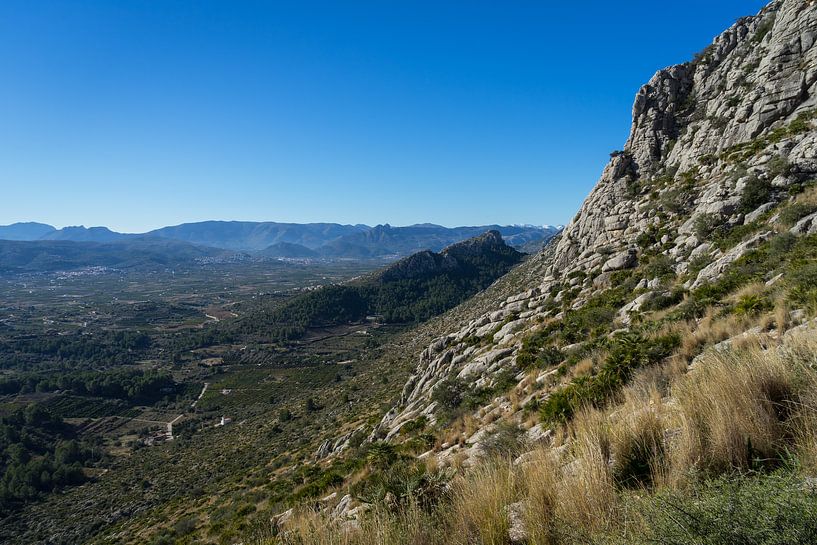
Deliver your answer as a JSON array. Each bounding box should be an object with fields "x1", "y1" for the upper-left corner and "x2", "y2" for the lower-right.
[
  {"x1": 0, "y1": 221, "x2": 561, "y2": 265},
  {"x1": 0, "y1": 222, "x2": 58, "y2": 241}
]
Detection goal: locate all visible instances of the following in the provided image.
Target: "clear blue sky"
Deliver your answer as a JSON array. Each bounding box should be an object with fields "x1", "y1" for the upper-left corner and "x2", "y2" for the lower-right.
[{"x1": 0, "y1": 1, "x2": 768, "y2": 233}]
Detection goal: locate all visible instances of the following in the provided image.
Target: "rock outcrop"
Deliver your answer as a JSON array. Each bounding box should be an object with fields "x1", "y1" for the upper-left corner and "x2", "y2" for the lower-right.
[{"x1": 360, "y1": 0, "x2": 817, "y2": 460}]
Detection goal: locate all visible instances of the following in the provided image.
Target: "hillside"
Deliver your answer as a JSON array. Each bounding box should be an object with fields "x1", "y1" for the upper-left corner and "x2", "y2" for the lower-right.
[
  {"x1": 147, "y1": 221, "x2": 368, "y2": 251},
  {"x1": 0, "y1": 222, "x2": 55, "y2": 241},
  {"x1": 265, "y1": 1, "x2": 817, "y2": 543},
  {"x1": 225, "y1": 230, "x2": 524, "y2": 341},
  {"x1": 4, "y1": 1, "x2": 817, "y2": 544}
]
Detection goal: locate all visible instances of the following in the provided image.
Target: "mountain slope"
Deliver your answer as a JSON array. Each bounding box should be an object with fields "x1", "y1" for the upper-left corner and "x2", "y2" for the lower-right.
[
  {"x1": 0, "y1": 222, "x2": 56, "y2": 241},
  {"x1": 259, "y1": 241, "x2": 320, "y2": 258},
  {"x1": 374, "y1": 0, "x2": 817, "y2": 441},
  {"x1": 227, "y1": 230, "x2": 524, "y2": 341},
  {"x1": 147, "y1": 221, "x2": 369, "y2": 251},
  {"x1": 263, "y1": 3, "x2": 817, "y2": 542}
]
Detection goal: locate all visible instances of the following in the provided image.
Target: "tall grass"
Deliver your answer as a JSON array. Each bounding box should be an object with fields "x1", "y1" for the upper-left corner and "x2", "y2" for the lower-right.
[{"x1": 268, "y1": 328, "x2": 817, "y2": 545}]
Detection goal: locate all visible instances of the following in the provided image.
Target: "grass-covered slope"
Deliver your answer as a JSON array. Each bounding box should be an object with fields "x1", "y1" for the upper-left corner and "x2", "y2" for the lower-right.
[{"x1": 272, "y1": 327, "x2": 817, "y2": 545}]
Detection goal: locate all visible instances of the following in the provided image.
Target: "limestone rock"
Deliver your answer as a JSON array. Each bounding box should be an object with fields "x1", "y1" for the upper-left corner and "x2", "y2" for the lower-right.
[
  {"x1": 791, "y1": 211, "x2": 817, "y2": 235},
  {"x1": 745, "y1": 202, "x2": 777, "y2": 224},
  {"x1": 602, "y1": 249, "x2": 637, "y2": 272},
  {"x1": 505, "y1": 501, "x2": 528, "y2": 544},
  {"x1": 369, "y1": 0, "x2": 817, "y2": 448}
]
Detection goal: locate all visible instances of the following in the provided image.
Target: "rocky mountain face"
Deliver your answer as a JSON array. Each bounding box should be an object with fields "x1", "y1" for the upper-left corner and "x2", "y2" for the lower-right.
[{"x1": 367, "y1": 0, "x2": 817, "y2": 449}]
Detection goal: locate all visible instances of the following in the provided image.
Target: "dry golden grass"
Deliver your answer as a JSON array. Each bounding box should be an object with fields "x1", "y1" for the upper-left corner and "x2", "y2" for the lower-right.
[
  {"x1": 730, "y1": 281, "x2": 767, "y2": 302},
  {"x1": 520, "y1": 448, "x2": 562, "y2": 544},
  {"x1": 775, "y1": 295, "x2": 792, "y2": 333},
  {"x1": 571, "y1": 357, "x2": 594, "y2": 378},
  {"x1": 668, "y1": 342, "x2": 797, "y2": 483},
  {"x1": 795, "y1": 184, "x2": 817, "y2": 206},
  {"x1": 625, "y1": 359, "x2": 685, "y2": 401},
  {"x1": 558, "y1": 409, "x2": 618, "y2": 533},
  {"x1": 446, "y1": 460, "x2": 517, "y2": 545},
  {"x1": 274, "y1": 327, "x2": 817, "y2": 545},
  {"x1": 667, "y1": 311, "x2": 755, "y2": 363},
  {"x1": 439, "y1": 413, "x2": 481, "y2": 447}
]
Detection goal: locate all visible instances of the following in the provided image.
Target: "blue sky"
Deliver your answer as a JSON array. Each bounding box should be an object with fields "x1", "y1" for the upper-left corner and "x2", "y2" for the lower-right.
[{"x1": 0, "y1": 1, "x2": 768, "y2": 233}]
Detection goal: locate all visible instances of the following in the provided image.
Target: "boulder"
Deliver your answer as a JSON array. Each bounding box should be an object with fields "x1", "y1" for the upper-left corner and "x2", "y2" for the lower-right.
[
  {"x1": 744, "y1": 202, "x2": 777, "y2": 224},
  {"x1": 601, "y1": 249, "x2": 637, "y2": 272},
  {"x1": 790, "y1": 212, "x2": 817, "y2": 235}
]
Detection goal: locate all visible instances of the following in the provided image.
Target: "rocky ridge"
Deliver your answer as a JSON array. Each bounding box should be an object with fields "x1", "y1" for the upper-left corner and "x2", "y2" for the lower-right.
[{"x1": 363, "y1": 0, "x2": 817, "y2": 460}]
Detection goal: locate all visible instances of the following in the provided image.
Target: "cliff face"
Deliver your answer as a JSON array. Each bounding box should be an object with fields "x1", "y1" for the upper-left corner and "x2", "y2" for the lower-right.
[
  {"x1": 369, "y1": 0, "x2": 817, "y2": 447},
  {"x1": 364, "y1": 0, "x2": 817, "y2": 450},
  {"x1": 553, "y1": 0, "x2": 817, "y2": 274}
]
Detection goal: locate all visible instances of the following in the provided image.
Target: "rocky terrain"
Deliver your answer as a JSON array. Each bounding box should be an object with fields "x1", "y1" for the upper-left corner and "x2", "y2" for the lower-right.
[
  {"x1": 370, "y1": 0, "x2": 817, "y2": 445},
  {"x1": 6, "y1": 1, "x2": 817, "y2": 543},
  {"x1": 282, "y1": 1, "x2": 817, "y2": 537}
]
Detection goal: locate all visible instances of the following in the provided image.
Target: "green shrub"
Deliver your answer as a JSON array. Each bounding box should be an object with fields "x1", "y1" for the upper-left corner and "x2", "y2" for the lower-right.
[
  {"x1": 634, "y1": 473, "x2": 817, "y2": 545},
  {"x1": 516, "y1": 333, "x2": 563, "y2": 369},
  {"x1": 693, "y1": 213, "x2": 720, "y2": 240},
  {"x1": 660, "y1": 187, "x2": 691, "y2": 214},
  {"x1": 399, "y1": 416, "x2": 428, "y2": 435},
  {"x1": 641, "y1": 255, "x2": 676, "y2": 280},
  {"x1": 642, "y1": 288, "x2": 686, "y2": 312},
  {"x1": 292, "y1": 470, "x2": 344, "y2": 500},
  {"x1": 740, "y1": 176, "x2": 774, "y2": 214},
  {"x1": 366, "y1": 442, "x2": 398, "y2": 469},
  {"x1": 540, "y1": 333, "x2": 679, "y2": 424},
  {"x1": 734, "y1": 294, "x2": 771, "y2": 316},
  {"x1": 431, "y1": 377, "x2": 466, "y2": 412},
  {"x1": 780, "y1": 203, "x2": 817, "y2": 227}
]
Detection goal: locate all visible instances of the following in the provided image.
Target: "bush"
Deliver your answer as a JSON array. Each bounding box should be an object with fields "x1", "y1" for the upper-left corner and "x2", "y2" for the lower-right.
[
  {"x1": 739, "y1": 176, "x2": 774, "y2": 214},
  {"x1": 540, "y1": 333, "x2": 679, "y2": 424},
  {"x1": 734, "y1": 294, "x2": 771, "y2": 315},
  {"x1": 366, "y1": 442, "x2": 397, "y2": 469},
  {"x1": 431, "y1": 377, "x2": 466, "y2": 412},
  {"x1": 399, "y1": 416, "x2": 428, "y2": 435},
  {"x1": 641, "y1": 255, "x2": 675, "y2": 280},
  {"x1": 635, "y1": 474, "x2": 817, "y2": 545},
  {"x1": 780, "y1": 203, "x2": 817, "y2": 226},
  {"x1": 642, "y1": 288, "x2": 686, "y2": 312},
  {"x1": 693, "y1": 213, "x2": 720, "y2": 240}
]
